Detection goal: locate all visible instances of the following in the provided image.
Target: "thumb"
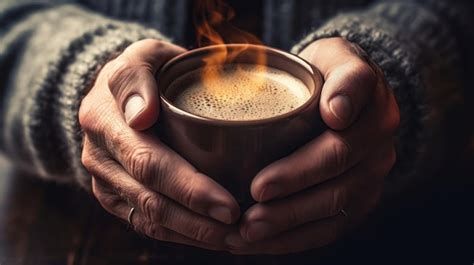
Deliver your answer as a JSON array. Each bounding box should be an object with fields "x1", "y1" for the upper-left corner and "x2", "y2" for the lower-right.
[
  {"x1": 320, "y1": 61, "x2": 377, "y2": 130},
  {"x1": 299, "y1": 38, "x2": 378, "y2": 130},
  {"x1": 107, "y1": 39, "x2": 186, "y2": 130}
]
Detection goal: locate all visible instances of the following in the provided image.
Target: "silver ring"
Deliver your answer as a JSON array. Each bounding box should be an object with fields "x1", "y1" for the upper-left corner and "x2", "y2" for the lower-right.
[
  {"x1": 341, "y1": 209, "x2": 348, "y2": 217},
  {"x1": 127, "y1": 207, "x2": 136, "y2": 226}
]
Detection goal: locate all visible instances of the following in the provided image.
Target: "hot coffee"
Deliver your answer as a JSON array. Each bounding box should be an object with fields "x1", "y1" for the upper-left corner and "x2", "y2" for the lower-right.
[
  {"x1": 165, "y1": 64, "x2": 310, "y2": 121},
  {"x1": 158, "y1": 44, "x2": 323, "y2": 208}
]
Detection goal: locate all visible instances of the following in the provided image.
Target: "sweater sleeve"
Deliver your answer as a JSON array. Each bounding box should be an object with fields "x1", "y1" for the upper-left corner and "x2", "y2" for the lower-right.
[
  {"x1": 290, "y1": 0, "x2": 473, "y2": 198},
  {"x1": 0, "y1": 1, "x2": 169, "y2": 189}
]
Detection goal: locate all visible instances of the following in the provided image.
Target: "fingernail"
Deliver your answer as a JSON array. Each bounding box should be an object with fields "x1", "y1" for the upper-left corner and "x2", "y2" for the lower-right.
[
  {"x1": 225, "y1": 233, "x2": 244, "y2": 248},
  {"x1": 260, "y1": 184, "x2": 281, "y2": 201},
  {"x1": 124, "y1": 95, "x2": 145, "y2": 124},
  {"x1": 209, "y1": 206, "x2": 232, "y2": 224},
  {"x1": 329, "y1": 94, "x2": 352, "y2": 124},
  {"x1": 245, "y1": 221, "x2": 273, "y2": 241}
]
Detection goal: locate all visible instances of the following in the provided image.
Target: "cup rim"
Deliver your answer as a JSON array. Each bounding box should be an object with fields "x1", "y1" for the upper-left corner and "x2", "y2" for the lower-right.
[{"x1": 158, "y1": 44, "x2": 322, "y2": 126}]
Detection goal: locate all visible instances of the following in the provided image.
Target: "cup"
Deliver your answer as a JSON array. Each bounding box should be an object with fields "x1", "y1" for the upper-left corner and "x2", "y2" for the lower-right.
[{"x1": 156, "y1": 44, "x2": 324, "y2": 209}]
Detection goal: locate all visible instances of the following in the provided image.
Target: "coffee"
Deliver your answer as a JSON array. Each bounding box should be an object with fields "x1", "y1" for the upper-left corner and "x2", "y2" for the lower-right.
[
  {"x1": 158, "y1": 44, "x2": 323, "y2": 208},
  {"x1": 166, "y1": 64, "x2": 310, "y2": 121}
]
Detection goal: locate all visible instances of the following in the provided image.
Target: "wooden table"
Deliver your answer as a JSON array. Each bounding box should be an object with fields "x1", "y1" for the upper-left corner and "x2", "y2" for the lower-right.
[{"x1": 1, "y1": 137, "x2": 473, "y2": 264}]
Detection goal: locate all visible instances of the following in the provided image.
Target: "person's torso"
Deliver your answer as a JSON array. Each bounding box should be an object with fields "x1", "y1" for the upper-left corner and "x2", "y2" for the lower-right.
[{"x1": 78, "y1": 0, "x2": 372, "y2": 50}]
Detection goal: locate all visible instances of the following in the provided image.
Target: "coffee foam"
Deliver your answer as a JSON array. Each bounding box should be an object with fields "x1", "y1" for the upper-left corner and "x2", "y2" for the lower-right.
[{"x1": 167, "y1": 64, "x2": 311, "y2": 121}]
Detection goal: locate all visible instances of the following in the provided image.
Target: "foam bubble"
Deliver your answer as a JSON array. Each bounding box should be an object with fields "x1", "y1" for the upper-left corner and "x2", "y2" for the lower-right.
[{"x1": 167, "y1": 64, "x2": 311, "y2": 121}]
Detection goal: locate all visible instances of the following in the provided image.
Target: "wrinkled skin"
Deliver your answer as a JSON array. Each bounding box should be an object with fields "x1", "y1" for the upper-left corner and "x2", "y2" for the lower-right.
[
  {"x1": 80, "y1": 39, "x2": 240, "y2": 251},
  {"x1": 79, "y1": 38, "x2": 400, "y2": 254},
  {"x1": 227, "y1": 38, "x2": 400, "y2": 254}
]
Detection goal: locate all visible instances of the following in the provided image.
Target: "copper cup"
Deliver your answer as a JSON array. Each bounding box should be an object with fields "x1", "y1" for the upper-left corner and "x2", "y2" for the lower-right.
[{"x1": 156, "y1": 44, "x2": 324, "y2": 209}]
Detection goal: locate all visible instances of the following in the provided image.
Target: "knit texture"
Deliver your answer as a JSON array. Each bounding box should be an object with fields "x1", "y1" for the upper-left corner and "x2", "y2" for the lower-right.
[
  {"x1": 0, "y1": 3, "x2": 167, "y2": 189},
  {"x1": 0, "y1": 0, "x2": 471, "y2": 195},
  {"x1": 291, "y1": 0, "x2": 470, "y2": 196}
]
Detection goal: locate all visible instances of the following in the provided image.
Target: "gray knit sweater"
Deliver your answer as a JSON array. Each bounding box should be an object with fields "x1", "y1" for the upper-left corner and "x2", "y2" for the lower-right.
[{"x1": 0, "y1": 0, "x2": 472, "y2": 197}]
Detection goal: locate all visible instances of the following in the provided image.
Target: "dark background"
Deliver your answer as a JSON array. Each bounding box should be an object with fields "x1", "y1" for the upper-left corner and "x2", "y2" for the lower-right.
[
  {"x1": 1, "y1": 115, "x2": 473, "y2": 264},
  {"x1": 1, "y1": 0, "x2": 474, "y2": 263}
]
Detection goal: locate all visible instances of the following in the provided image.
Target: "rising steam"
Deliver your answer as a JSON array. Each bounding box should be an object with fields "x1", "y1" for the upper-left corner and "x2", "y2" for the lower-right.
[{"x1": 194, "y1": 0, "x2": 267, "y2": 96}]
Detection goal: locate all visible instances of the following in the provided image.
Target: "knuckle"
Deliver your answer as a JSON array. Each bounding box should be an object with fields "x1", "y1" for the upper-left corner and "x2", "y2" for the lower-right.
[
  {"x1": 107, "y1": 59, "x2": 140, "y2": 97},
  {"x1": 81, "y1": 149, "x2": 94, "y2": 170},
  {"x1": 126, "y1": 146, "x2": 156, "y2": 182},
  {"x1": 107, "y1": 57, "x2": 129, "y2": 78},
  {"x1": 177, "y1": 173, "x2": 206, "y2": 209},
  {"x1": 141, "y1": 222, "x2": 156, "y2": 238},
  {"x1": 192, "y1": 224, "x2": 215, "y2": 243},
  {"x1": 137, "y1": 191, "x2": 159, "y2": 221},
  {"x1": 78, "y1": 98, "x2": 92, "y2": 129},
  {"x1": 80, "y1": 140, "x2": 105, "y2": 172},
  {"x1": 332, "y1": 137, "x2": 351, "y2": 170},
  {"x1": 79, "y1": 96, "x2": 105, "y2": 135},
  {"x1": 181, "y1": 185, "x2": 198, "y2": 210},
  {"x1": 123, "y1": 144, "x2": 171, "y2": 187}
]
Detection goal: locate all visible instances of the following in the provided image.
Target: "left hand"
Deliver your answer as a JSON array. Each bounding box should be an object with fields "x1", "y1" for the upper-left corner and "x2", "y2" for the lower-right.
[{"x1": 225, "y1": 38, "x2": 400, "y2": 254}]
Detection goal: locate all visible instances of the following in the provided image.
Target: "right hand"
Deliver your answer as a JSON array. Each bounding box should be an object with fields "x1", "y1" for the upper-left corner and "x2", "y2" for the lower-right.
[{"x1": 79, "y1": 39, "x2": 240, "y2": 251}]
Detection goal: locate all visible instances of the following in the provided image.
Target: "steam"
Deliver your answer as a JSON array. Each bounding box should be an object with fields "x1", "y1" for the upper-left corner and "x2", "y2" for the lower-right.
[{"x1": 194, "y1": 0, "x2": 267, "y2": 96}]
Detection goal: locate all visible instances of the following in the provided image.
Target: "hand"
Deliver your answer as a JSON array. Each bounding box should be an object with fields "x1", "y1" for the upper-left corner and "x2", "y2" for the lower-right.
[
  {"x1": 79, "y1": 39, "x2": 240, "y2": 251},
  {"x1": 226, "y1": 38, "x2": 400, "y2": 254}
]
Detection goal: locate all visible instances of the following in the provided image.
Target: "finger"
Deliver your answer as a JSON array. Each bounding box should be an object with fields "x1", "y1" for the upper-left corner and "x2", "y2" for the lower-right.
[
  {"x1": 227, "y1": 214, "x2": 347, "y2": 255},
  {"x1": 107, "y1": 39, "x2": 186, "y2": 130},
  {"x1": 83, "y1": 105, "x2": 240, "y2": 225},
  {"x1": 89, "y1": 162, "x2": 233, "y2": 246},
  {"x1": 251, "y1": 130, "x2": 361, "y2": 202},
  {"x1": 241, "y1": 143, "x2": 395, "y2": 242},
  {"x1": 92, "y1": 178, "x2": 225, "y2": 251},
  {"x1": 242, "y1": 174, "x2": 349, "y2": 242},
  {"x1": 103, "y1": 129, "x2": 240, "y2": 224},
  {"x1": 133, "y1": 213, "x2": 226, "y2": 251},
  {"x1": 251, "y1": 79, "x2": 396, "y2": 202},
  {"x1": 299, "y1": 38, "x2": 378, "y2": 130}
]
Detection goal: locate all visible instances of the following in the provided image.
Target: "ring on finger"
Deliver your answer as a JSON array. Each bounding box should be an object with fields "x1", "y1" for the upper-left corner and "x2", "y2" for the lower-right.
[
  {"x1": 127, "y1": 207, "x2": 136, "y2": 227},
  {"x1": 340, "y1": 209, "x2": 348, "y2": 217}
]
